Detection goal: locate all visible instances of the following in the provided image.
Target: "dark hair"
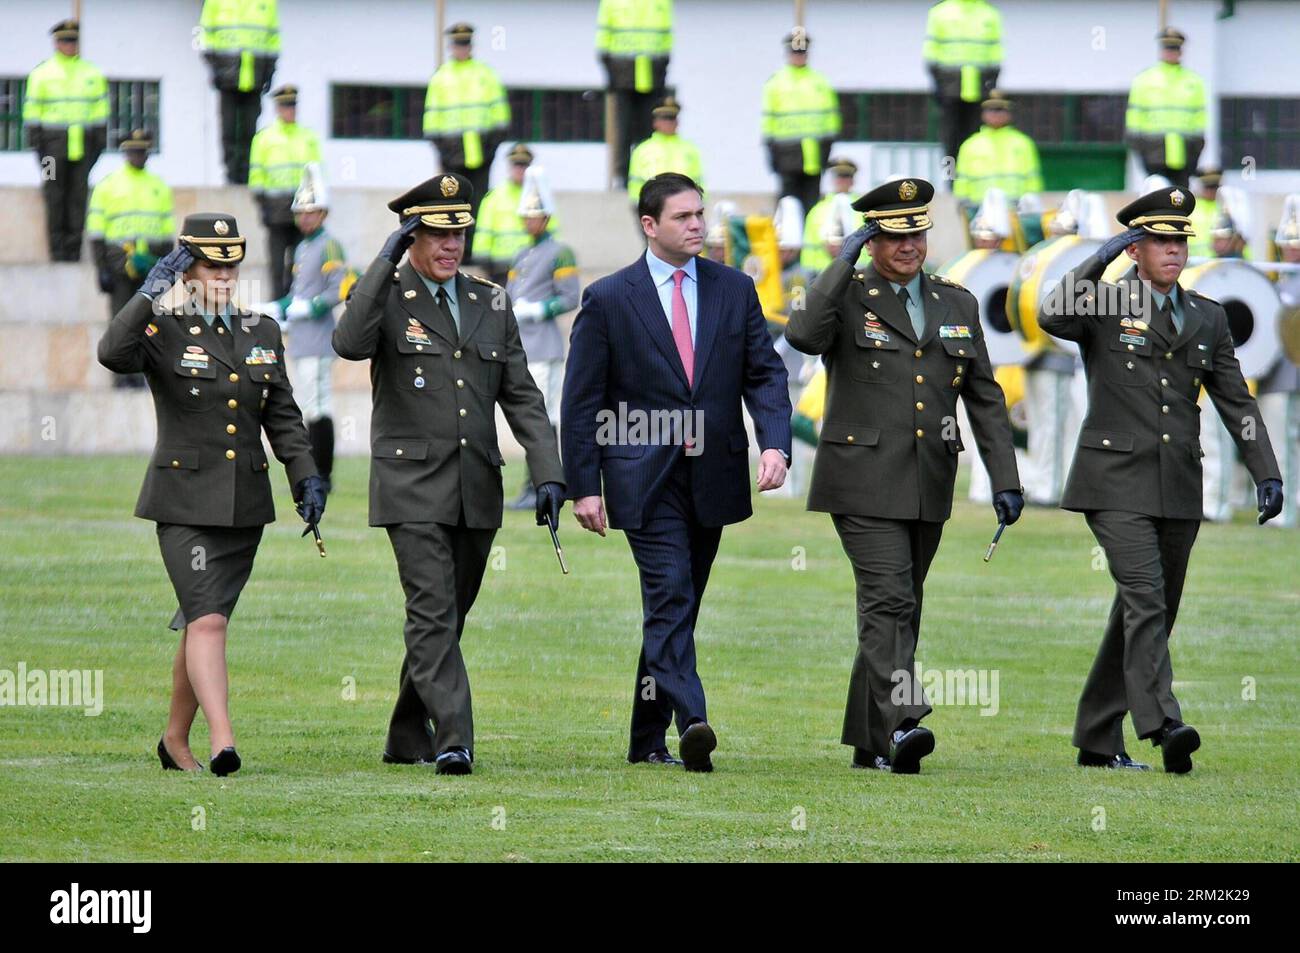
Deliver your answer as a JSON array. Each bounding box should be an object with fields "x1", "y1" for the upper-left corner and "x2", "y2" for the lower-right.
[{"x1": 637, "y1": 173, "x2": 703, "y2": 222}]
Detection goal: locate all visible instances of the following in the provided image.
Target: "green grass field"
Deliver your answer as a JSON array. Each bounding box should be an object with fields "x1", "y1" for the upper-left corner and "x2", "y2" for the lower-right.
[{"x1": 0, "y1": 456, "x2": 1295, "y2": 862}]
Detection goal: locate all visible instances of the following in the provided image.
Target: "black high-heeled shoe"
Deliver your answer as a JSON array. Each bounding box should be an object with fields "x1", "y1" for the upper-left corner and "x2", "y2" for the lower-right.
[
  {"x1": 157, "y1": 737, "x2": 202, "y2": 773},
  {"x1": 209, "y1": 747, "x2": 241, "y2": 777}
]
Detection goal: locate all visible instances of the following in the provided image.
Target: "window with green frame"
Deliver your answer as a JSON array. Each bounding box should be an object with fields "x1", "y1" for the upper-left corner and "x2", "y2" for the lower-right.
[
  {"x1": 1221, "y1": 97, "x2": 1300, "y2": 170},
  {"x1": 0, "y1": 77, "x2": 160, "y2": 152},
  {"x1": 331, "y1": 84, "x2": 605, "y2": 142}
]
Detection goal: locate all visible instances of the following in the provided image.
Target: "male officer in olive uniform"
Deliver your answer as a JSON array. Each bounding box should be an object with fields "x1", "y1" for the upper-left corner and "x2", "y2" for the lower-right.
[
  {"x1": 333, "y1": 173, "x2": 565, "y2": 776},
  {"x1": 786, "y1": 178, "x2": 1022, "y2": 774},
  {"x1": 1039, "y1": 186, "x2": 1284, "y2": 773}
]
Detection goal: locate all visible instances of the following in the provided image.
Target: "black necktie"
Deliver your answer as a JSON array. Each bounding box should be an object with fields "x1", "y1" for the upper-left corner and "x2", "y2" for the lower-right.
[
  {"x1": 435, "y1": 287, "x2": 458, "y2": 339},
  {"x1": 1154, "y1": 296, "x2": 1176, "y2": 339},
  {"x1": 897, "y1": 286, "x2": 924, "y2": 338}
]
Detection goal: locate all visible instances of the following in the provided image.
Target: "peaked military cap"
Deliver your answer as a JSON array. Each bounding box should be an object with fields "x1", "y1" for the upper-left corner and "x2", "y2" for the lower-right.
[
  {"x1": 387, "y1": 173, "x2": 475, "y2": 229},
  {"x1": 1158, "y1": 27, "x2": 1186, "y2": 48},
  {"x1": 446, "y1": 22, "x2": 475, "y2": 43},
  {"x1": 982, "y1": 89, "x2": 1012, "y2": 110},
  {"x1": 271, "y1": 85, "x2": 298, "y2": 104},
  {"x1": 1117, "y1": 186, "x2": 1197, "y2": 236},
  {"x1": 828, "y1": 156, "x2": 858, "y2": 177},
  {"x1": 652, "y1": 96, "x2": 681, "y2": 118},
  {"x1": 179, "y1": 213, "x2": 246, "y2": 264},
  {"x1": 852, "y1": 178, "x2": 935, "y2": 234},
  {"x1": 784, "y1": 29, "x2": 811, "y2": 51},
  {"x1": 120, "y1": 128, "x2": 152, "y2": 151},
  {"x1": 507, "y1": 142, "x2": 534, "y2": 165},
  {"x1": 1197, "y1": 167, "x2": 1222, "y2": 189},
  {"x1": 51, "y1": 19, "x2": 79, "y2": 40}
]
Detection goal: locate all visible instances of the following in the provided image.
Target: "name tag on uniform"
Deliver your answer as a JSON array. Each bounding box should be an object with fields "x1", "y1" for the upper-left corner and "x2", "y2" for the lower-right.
[
  {"x1": 245, "y1": 345, "x2": 279, "y2": 365},
  {"x1": 1120, "y1": 333, "x2": 1147, "y2": 346},
  {"x1": 939, "y1": 325, "x2": 972, "y2": 339},
  {"x1": 863, "y1": 329, "x2": 890, "y2": 342}
]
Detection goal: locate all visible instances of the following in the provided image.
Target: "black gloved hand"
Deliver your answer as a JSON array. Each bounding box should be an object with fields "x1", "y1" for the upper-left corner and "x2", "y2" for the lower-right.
[
  {"x1": 837, "y1": 222, "x2": 879, "y2": 264},
  {"x1": 379, "y1": 216, "x2": 423, "y2": 264},
  {"x1": 140, "y1": 245, "x2": 195, "y2": 299},
  {"x1": 97, "y1": 267, "x2": 114, "y2": 294},
  {"x1": 534, "y1": 481, "x2": 565, "y2": 529},
  {"x1": 1256, "y1": 478, "x2": 1283, "y2": 525},
  {"x1": 1098, "y1": 226, "x2": 1149, "y2": 263},
  {"x1": 993, "y1": 489, "x2": 1024, "y2": 527},
  {"x1": 294, "y1": 474, "x2": 327, "y2": 526}
]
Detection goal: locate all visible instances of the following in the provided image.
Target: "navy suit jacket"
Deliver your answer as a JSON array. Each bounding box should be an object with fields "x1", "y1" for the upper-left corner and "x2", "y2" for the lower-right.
[{"x1": 562, "y1": 254, "x2": 792, "y2": 530}]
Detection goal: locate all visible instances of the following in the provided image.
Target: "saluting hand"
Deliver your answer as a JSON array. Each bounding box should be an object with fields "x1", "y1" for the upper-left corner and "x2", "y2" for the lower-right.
[
  {"x1": 837, "y1": 223, "x2": 879, "y2": 264},
  {"x1": 1097, "y1": 226, "x2": 1149, "y2": 263},
  {"x1": 379, "y1": 215, "x2": 423, "y2": 264},
  {"x1": 141, "y1": 246, "x2": 194, "y2": 300}
]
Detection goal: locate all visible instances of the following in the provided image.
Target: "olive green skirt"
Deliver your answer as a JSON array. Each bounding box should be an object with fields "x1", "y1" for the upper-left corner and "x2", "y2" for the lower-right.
[{"x1": 156, "y1": 523, "x2": 264, "y2": 630}]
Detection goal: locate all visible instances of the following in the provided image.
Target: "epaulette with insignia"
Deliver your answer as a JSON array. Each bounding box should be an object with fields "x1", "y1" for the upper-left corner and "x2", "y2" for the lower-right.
[
  {"x1": 467, "y1": 272, "x2": 501, "y2": 289},
  {"x1": 1186, "y1": 287, "x2": 1220, "y2": 306},
  {"x1": 931, "y1": 274, "x2": 973, "y2": 294}
]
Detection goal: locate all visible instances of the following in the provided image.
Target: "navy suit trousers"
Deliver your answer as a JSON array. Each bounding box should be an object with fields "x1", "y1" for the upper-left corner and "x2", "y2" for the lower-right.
[{"x1": 623, "y1": 457, "x2": 722, "y2": 760}]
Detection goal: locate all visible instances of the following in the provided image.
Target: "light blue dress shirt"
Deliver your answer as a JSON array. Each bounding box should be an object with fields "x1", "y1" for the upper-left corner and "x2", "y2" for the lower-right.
[
  {"x1": 887, "y1": 273, "x2": 925, "y2": 338},
  {"x1": 645, "y1": 247, "x2": 697, "y2": 346},
  {"x1": 418, "y1": 272, "x2": 460, "y2": 331}
]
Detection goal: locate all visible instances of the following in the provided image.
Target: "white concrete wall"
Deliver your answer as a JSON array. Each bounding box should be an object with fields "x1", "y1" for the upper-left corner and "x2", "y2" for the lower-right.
[{"x1": 3, "y1": 0, "x2": 1299, "y2": 197}]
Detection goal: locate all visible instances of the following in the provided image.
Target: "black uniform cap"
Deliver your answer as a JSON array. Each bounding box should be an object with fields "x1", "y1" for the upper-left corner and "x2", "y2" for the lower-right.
[
  {"x1": 1117, "y1": 186, "x2": 1197, "y2": 237},
  {"x1": 852, "y1": 178, "x2": 935, "y2": 234},
  {"x1": 387, "y1": 173, "x2": 475, "y2": 229},
  {"x1": 179, "y1": 213, "x2": 246, "y2": 264}
]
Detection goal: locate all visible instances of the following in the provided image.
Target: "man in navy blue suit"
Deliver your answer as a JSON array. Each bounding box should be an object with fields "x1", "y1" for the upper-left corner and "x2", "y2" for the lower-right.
[{"x1": 562, "y1": 173, "x2": 793, "y2": 772}]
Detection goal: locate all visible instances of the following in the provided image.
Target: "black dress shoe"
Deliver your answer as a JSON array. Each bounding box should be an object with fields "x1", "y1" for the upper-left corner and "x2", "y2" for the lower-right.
[
  {"x1": 382, "y1": 751, "x2": 436, "y2": 765},
  {"x1": 209, "y1": 747, "x2": 241, "y2": 777},
  {"x1": 851, "y1": 748, "x2": 891, "y2": 771},
  {"x1": 1077, "y1": 750, "x2": 1151, "y2": 770},
  {"x1": 434, "y1": 747, "x2": 473, "y2": 775},
  {"x1": 1157, "y1": 724, "x2": 1200, "y2": 774},
  {"x1": 889, "y1": 726, "x2": 935, "y2": 774},
  {"x1": 679, "y1": 722, "x2": 717, "y2": 773},
  {"x1": 157, "y1": 737, "x2": 203, "y2": 773},
  {"x1": 631, "y1": 749, "x2": 683, "y2": 766}
]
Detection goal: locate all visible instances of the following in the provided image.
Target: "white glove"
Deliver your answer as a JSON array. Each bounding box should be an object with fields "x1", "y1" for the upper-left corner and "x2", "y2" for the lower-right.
[
  {"x1": 285, "y1": 297, "x2": 312, "y2": 321},
  {"x1": 513, "y1": 299, "x2": 545, "y2": 323},
  {"x1": 248, "y1": 300, "x2": 285, "y2": 321}
]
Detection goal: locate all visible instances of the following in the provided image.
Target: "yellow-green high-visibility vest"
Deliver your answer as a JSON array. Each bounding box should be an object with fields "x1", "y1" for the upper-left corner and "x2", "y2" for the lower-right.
[
  {"x1": 761, "y1": 66, "x2": 841, "y2": 142},
  {"x1": 476, "y1": 182, "x2": 564, "y2": 267},
  {"x1": 200, "y1": 0, "x2": 280, "y2": 55},
  {"x1": 923, "y1": 0, "x2": 1003, "y2": 102},
  {"x1": 423, "y1": 59, "x2": 511, "y2": 137},
  {"x1": 248, "y1": 119, "x2": 321, "y2": 194},
  {"x1": 1188, "y1": 198, "x2": 1218, "y2": 259},
  {"x1": 953, "y1": 124, "x2": 1044, "y2": 204},
  {"x1": 627, "y1": 131, "x2": 704, "y2": 202},
  {"x1": 1125, "y1": 62, "x2": 1207, "y2": 169},
  {"x1": 596, "y1": 0, "x2": 673, "y2": 57},
  {"x1": 22, "y1": 52, "x2": 109, "y2": 162},
  {"x1": 86, "y1": 165, "x2": 174, "y2": 246}
]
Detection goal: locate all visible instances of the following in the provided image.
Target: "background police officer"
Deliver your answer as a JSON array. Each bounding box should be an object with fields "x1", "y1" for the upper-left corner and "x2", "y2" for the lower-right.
[
  {"x1": 786, "y1": 178, "x2": 1022, "y2": 774},
  {"x1": 761, "y1": 30, "x2": 841, "y2": 213},
  {"x1": 249, "y1": 84, "x2": 321, "y2": 299},
  {"x1": 1125, "y1": 28, "x2": 1206, "y2": 189},
  {"x1": 924, "y1": 0, "x2": 1003, "y2": 174},
  {"x1": 199, "y1": 0, "x2": 280, "y2": 184},
  {"x1": 597, "y1": 0, "x2": 674, "y2": 186},
  {"x1": 87, "y1": 129, "x2": 175, "y2": 387},
  {"x1": 423, "y1": 23, "x2": 511, "y2": 260},
  {"x1": 24, "y1": 19, "x2": 109, "y2": 261}
]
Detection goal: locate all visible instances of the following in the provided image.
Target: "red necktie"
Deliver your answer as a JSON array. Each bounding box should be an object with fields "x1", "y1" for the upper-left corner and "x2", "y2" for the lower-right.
[{"x1": 671, "y1": 268, "x2": 694, "y2": 386}]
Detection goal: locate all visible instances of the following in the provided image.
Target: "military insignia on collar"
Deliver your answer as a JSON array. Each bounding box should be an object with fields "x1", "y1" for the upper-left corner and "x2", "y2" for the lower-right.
[
  {"x1": 440, "y1": 176, "x2": 459, "y2": 197},
  {"x1": 404, "y1": 290, "x2": 417, "y2": 299},
  {"x1": 468, "y1": 292, "x2": 477, "y2": 300},
  {"x1": 190, "y1": 325, "x2": 202, "y2": 334},
  {"x1": 868, "y1": 287, "x2": 880, "y2": 296},
  {"x1": 899, "y1": 180, "x2": 918, "y2": 201}
]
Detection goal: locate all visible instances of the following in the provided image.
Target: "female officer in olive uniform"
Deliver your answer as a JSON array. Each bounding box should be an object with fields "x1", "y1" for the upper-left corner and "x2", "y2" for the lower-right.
[{"x1": 98, "y1": 213, "x2": 325, "y2": 776}]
